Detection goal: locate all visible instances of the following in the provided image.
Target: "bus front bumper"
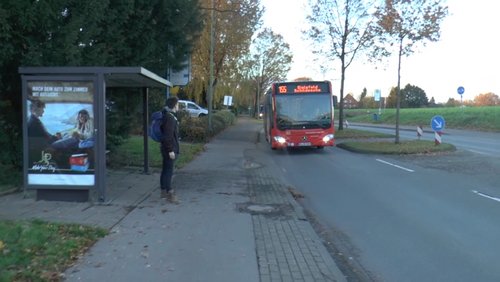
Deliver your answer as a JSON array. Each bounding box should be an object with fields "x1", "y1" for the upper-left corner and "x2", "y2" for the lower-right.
[{"x1": 271, "y1": 134, "x2": 335, "y2": 149}]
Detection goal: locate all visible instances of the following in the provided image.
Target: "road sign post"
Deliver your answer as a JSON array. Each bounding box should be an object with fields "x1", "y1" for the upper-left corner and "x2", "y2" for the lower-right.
[
  {"x1": 431, "y1": 115, "x2": 445, "y2": 145},
  {"x1": 434, "y1": 131, "x2": 442, "y2": 145},
  {"x1": 457, "y1": 86, "x2": 465, "y2": 106},
  {"x1": 374, "y1": 89, "x2": 382, "y2": 115}
]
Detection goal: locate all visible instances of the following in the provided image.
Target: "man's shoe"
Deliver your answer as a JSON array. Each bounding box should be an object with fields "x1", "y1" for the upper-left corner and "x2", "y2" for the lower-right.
[
  {"x1": 167, "y1": 191, "x2": 180, "y2": 204},
  {"x1": 160, "y1": 190, "x2": 168, "y2": 199}
]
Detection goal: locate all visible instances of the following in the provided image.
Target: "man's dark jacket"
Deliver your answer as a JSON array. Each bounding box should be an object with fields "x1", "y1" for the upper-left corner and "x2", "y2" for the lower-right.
[{"x1": 160, "y1": 109, "x2": 180, "y2": 155}]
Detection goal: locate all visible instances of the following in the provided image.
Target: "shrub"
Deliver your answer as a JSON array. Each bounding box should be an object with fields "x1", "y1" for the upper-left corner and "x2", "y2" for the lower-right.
[
  {"x1": 210, "y1": 110, "x2": 235, "y2": 136},
  {"x1": 212, "y1": 115, "x2": 226, "y2": 133},
  {"x1": 0, "y1": 100, "x2": 22, "y2": 168},
  {"x1": 180, "y1": 125, "x2": 207, "y2": 142},
  {"x1": 178, "y1": 110, "x2": 235, "y2": 142},
  {"x1": 175, "y1": 110, "x2": 191, "y2": 124},
  {"x1": 179, "y1": 115, "x2": 208, "y2": 142}
]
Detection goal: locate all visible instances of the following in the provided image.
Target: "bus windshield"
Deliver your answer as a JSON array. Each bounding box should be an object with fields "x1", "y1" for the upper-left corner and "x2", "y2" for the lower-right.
[{"x1": 275, "y1": 94, "x2": 332, "y2": 130}]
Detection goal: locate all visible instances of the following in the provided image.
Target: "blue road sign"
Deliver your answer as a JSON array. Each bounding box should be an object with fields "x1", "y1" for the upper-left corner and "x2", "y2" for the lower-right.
[
  {"x1": 457, "y1": 86, "x2": 465, "y2": 95},
  {"x1": 374, "y1": 89, "x2": 381, "y2": 102},
  {"x1": 431, "y1": 115, "x2": 446, "y2": 131}
]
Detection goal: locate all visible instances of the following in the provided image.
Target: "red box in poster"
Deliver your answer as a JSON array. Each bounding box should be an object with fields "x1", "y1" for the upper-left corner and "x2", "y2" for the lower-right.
[{"x1": 70, "y1": 154, "x2": 89, "y2": 172}]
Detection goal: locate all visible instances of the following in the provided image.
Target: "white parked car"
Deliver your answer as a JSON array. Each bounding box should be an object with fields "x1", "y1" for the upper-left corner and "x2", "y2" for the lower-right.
[{"x1": 178, "y1": 100, "x2": 208, "y2": 117}]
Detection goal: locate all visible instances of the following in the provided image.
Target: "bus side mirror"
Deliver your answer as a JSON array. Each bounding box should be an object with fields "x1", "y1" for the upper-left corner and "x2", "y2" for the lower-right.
[{"x1": 332, "y1": 95, "x2": 338, "y2": 107}]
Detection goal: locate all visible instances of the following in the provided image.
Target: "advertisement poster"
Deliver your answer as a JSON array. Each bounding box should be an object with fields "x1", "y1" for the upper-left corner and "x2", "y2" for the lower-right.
[{"x1": 26, "y1": 81, "x2": 95, "y2": 186}]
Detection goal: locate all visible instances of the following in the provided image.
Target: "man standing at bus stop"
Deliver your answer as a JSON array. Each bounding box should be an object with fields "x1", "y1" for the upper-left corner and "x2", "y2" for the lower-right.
[{"x1": 160, "y1": 96, "x2": 180, "y2": 204}]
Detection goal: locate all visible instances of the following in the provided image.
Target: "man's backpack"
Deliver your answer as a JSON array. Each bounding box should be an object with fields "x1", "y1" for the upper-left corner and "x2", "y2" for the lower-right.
[{"x1": 149, "y1": 110, "x2": 166, "y2": 142}]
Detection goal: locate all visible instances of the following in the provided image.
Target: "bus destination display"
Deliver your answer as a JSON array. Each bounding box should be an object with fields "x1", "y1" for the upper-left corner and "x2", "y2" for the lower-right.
[{"x1": 277, "y1": 82, "x2": 329, "y2": 94}]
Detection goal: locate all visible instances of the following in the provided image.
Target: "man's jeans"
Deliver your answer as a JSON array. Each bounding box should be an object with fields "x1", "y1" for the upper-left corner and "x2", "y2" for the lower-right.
[{"x1": 160, "y1": 152, "x2": 175, "y2": 192}]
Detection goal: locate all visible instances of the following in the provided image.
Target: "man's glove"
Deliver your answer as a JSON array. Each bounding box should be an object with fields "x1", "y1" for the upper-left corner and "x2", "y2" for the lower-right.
[{"x1": 169, "y1": 151, "x2": 175, "y2": 160}]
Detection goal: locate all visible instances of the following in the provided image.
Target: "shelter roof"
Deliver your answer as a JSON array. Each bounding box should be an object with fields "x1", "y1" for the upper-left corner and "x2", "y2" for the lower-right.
[{"x1": 19, "y1": 66, "x2": 171, "y2": 88}]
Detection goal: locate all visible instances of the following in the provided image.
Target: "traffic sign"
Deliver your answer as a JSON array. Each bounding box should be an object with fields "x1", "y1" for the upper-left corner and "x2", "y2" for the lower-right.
[
  {"x1": 223, "y1": 95, "x2": 233, "y2": 106},
  {"x1": 374, "y1": 89, "x2": 381, "y2": 102},
  {"x1": 431, "y1": 115, "x2": 445, "y2": 131},
  {"x1": 457, "y1": 86, "x2": 465, "y2": 95}
]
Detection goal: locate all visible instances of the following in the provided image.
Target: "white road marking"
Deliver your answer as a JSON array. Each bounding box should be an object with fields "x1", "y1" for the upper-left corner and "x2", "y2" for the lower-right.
[
  {"x1": 472, "y1": 190, "x2": 500, "y2": 203},
  {"x1": 467, "y1": 149, "x2": 488, "y2": 155},
  {"x1": 376, "y1": 159, "x2": 415, "y2": 172}
]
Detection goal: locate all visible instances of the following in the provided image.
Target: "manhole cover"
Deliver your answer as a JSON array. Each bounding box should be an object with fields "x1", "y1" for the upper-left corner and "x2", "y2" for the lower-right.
[
  {"x1": 236, "y1": 203, "x2": 294, "y2": 219},
  {"x1": 243, "y1": 160, "x2": 262, "y2": 169},
  {"x1": 247, "y1": 205, "x2": 275, "y2": 213}
]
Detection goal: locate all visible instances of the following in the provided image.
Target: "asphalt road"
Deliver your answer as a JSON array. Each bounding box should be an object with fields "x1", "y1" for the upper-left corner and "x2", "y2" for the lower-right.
[{"x1": 259, "y1": 128, "x2": 500, "y2": 281}]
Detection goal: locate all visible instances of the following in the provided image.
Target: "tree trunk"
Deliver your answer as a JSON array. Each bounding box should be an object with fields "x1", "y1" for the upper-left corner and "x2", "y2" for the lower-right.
[
  {"x1": 395, "y1": 38, "x2": 403, "y2": 144},
  {"x1": 338, "y1": 58, "x2": 346, "y2": 131}
]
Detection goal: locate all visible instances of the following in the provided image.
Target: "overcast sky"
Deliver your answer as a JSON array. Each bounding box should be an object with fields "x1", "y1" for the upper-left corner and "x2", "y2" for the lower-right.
[{"x1": 260, "y1": 0, "x2": 500, "y2": 103}]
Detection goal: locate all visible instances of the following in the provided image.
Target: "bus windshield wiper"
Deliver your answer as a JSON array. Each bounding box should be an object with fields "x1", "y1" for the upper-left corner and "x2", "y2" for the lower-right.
[{"x1": 277, "y1": 117, "x2": 292, "y2": 129}]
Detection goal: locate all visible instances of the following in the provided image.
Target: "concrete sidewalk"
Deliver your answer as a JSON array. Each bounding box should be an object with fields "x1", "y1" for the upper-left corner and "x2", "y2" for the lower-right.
[{"x1": 0, "y1": 116, "x2": 346, "y2": 282}]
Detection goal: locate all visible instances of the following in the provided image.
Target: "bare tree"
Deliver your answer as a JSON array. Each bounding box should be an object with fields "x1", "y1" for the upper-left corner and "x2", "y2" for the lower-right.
[
  {"x1": 371, "y1": 0, "x2": 448, "y2": 143},
  {"x1": 306, "y1": 0, "x2": 374, "y2": 130}
]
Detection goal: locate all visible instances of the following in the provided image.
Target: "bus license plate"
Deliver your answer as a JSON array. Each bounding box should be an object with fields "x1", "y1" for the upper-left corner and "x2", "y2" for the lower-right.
[{"x1": 298, "y1": 142, "x2": 311, "y2": 146}]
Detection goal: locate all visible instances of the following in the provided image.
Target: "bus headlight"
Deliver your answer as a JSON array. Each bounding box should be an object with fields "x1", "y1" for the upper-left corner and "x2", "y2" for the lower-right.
[
  {"x1": 273, "y1": 136, "x2": 287, "y2": 144},
  {"x1": 322, "y1": 134, "x2": 334, "y2": 143}
]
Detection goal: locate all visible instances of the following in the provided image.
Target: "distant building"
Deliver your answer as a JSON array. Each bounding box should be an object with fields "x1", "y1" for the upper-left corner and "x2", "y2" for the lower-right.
[{"x1": 343, "y1": 94, "x2": 359, "y2": 109}]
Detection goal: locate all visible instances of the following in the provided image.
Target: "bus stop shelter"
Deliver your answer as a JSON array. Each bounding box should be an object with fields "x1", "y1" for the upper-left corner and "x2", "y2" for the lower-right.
[{"x1": 19, "y1": 66, "x2": 171, "y2": 202}]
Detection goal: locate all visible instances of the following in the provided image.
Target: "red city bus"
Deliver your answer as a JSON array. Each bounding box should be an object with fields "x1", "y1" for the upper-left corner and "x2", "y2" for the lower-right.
[{"x1": 263, "y1": 80, "x2": 337, "y2": 150}]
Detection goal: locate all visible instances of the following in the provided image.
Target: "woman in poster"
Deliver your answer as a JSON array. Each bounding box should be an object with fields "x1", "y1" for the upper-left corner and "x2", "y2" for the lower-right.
[
  {"x1": 74, "y1": 109, "x2": 93, "y2": 141},
  {"x1": 47, "y1": 108, "x2": 95, "y2": 171},
  {"x1": 69, "y1": 109, "x2": 94, "y2": 149},
  {"x1": 51, "y1": 109, "x2": 94, "y2": 150}
]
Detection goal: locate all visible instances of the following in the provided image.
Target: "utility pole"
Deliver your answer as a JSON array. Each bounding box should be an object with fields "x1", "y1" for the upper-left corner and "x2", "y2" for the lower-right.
[
  {"x1": 207, "y1": 0, "x2": 215, "y2": 133},
  {"x1": 256, "y1": 57, "x2": 263, "y2": 118}
]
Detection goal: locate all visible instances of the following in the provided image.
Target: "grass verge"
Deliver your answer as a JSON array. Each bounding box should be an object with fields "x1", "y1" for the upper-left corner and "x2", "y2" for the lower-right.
[
  {"x1": 343, "y1": 106, "x2": 500, "y2": 132},
  {"x1": 335, "y1": 126, "x2": 455, "y2": 155},
  {"x1": 0, "y1": 219, "x2": 107, "y2": 281},
  {"x1": 337, "y1": 140, "x2": 456, "y2": 154},
  {"x1": 335, "y1": 128, "x2": 393, "y2": 139},
  {"x1": 108, "y1": 136, "x2": 205, "y2": 169}
]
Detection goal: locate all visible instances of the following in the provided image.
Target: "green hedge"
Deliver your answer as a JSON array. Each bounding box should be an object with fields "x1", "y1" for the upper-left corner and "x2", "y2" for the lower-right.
[{"x1": 179, "y1": 110, "x2": 236, "y2": 142}]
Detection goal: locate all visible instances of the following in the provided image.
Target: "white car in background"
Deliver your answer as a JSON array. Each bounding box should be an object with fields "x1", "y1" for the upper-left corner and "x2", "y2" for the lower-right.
[{"x1": 178, "y1": 100, "x2": 208, "y2": 117}]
